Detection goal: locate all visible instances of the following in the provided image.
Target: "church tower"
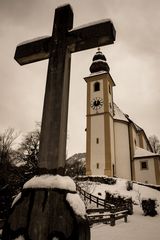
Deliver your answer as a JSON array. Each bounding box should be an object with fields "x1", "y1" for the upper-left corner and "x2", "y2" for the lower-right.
[{"x1": 84, "y1": 49, "x2": 115, "y2": 176}]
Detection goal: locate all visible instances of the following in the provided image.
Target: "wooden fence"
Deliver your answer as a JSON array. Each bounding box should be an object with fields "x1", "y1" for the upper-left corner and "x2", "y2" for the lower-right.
[
  {"x1": 76, "y1": 184, "x2": 115, "y2": 211},
  {"x1": 76, "y1": 184, "x2": 130, "y2": 226},
  {"x1": 88, "y1": 210, "x2": 128, "y2": 226}
]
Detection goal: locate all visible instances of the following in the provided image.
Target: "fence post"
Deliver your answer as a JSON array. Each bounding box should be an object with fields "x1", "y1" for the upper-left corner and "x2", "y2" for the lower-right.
[
  {"x1": 110, "y1": 213, "x2": 115, "y2": 226},
  {"x1": 97, "y1": 197, "x2": 99, "y2": 208},
  {"x1": 124, "y1": 214, "x2": 127, "y2": 223},
  {"x1": 84, "y1": 191, "x2": 86, "y2": 201},
  {"x1": 89, "y1": 194, "x2": 91, "y2": 204}
]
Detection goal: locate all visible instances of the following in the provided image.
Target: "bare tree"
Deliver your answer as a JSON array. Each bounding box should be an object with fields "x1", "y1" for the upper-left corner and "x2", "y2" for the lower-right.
[
  {"x1": 18, "y1": 123, "x2": 40, "y2": 169},
  {"x1": 149, "y1": 135, "x2": 160, "y2": 154},
  {"x1": 0, "y1": 128, "x2": 19, "y2": 165}
]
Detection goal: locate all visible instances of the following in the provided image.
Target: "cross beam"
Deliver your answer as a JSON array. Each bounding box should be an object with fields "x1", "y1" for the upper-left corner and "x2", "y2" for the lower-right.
[
  {"x1": 15, "y1": 4, "x2": 116, "y2": 172},
  {"x1": 15, "y1": 21, "x2": 115, "y2": 65}
]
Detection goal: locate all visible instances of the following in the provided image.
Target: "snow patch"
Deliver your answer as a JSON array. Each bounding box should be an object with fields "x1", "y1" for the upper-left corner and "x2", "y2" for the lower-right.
[
  {"x1": 78, "y1": 177, "x2": 160, "y2": 208},
  {"x1": 70, "y1": 19, "x2": 111, "y2": 31},
  {"x1": 77, "y1": 177, "x2": 160, "y2": 239},
  {"x1": 12, "y1": 192, "x2": 22, "y2": 207},
  {"x1": 14, "y1": 236, "x2": 25, "y2": 240},
  {"x1": 92, "y1": 59, "x2": 107, "y2": 63},
  {"x1": 17, "y1": 36, "x2": 50, "y2": 46},
  {"x1": 23, "y1": 174, "x2": 76, "y2": 192},
  {"x1": 66, "y1": 193, "x2": 86, "y2": 218},
  {"x1": 113, "y1": 103, "x2": 129, "y2": 122},
  {"x1": 15, "y1": 161, "x2": 27, "y2": 167}
]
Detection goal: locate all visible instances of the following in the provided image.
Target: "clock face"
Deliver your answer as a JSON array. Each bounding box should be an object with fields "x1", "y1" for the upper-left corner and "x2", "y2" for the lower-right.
[{"x1": 90, "y1": 97, "x2": 103, "y2": 110}]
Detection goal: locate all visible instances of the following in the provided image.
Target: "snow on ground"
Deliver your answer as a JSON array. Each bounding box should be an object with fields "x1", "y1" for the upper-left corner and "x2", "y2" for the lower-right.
[
  {"x1": 12, "y1": 192, "x2": 22, "y2": 207},
  {"x1": 92, "y1": 205, "x2": 160, "y2": 240},
  {"x1": 14, "y1": 236, "x2": 25, "y2": 240},
  {"x1": 79, "y1": 178, "x2": 160, "y2": 207},
  {"x1": 78, "y1": 177, "x2": 160, "y2": 240}
]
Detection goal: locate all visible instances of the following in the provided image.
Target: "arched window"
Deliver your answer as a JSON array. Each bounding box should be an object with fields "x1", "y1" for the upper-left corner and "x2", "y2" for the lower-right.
[{"x1": 94, "y1": 82, "x2": 100, "y2": 92}]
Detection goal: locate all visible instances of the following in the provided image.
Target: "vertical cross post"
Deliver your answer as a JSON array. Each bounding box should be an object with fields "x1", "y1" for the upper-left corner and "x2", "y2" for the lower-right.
[
  {"x1": 14, "y1": 4, "x2": 116, "y2": 173},
  {"x1": 38, "y1": 6, "x2": 73, "y2": 171}
]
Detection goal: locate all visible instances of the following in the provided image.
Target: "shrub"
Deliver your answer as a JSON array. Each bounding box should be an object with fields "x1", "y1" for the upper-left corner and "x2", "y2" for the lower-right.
[
  {"x1": 76, "y1": 176, "x2": 116, "y2": 185},
  {"x1": 105, "y1": 191, "x2": 133, "y2": 215},
  {"x1": 126, "y1": 181, "x2": 133, "y2": 191},
  {"x1": 141, "y1": 198, "x2": 158, "y2": 217}
]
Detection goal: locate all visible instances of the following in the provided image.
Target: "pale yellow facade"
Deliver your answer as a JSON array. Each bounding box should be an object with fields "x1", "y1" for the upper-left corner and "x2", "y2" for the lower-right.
[{"x1": 85, "y1": 69, "x2": 160, "y2": 184}]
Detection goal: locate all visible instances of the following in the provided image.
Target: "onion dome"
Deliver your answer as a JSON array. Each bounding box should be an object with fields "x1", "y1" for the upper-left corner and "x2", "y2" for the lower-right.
[{"x1": 90, "y1": 48, "x2": 110, "y2": 73}]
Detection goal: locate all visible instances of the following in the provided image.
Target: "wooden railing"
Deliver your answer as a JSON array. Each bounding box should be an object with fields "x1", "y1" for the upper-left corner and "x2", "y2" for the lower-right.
[
  {"x1": 76, "y1": 184, "x2": 115, "y2": 211},
  {"x1": 88, "y1": 210, "x2": 128, "y2": 226},
  {"x1": 76, "y1": 184, "x2": 130, "y2": 226}
]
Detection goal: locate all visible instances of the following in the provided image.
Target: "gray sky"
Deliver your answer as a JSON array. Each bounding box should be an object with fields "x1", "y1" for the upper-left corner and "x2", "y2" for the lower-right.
[{"x1": 0, "y1": 0, "x2": 160, "y2": 157}]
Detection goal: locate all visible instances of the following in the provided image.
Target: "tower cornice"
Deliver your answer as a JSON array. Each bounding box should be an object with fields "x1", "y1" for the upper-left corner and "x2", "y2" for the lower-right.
[{"x1": 84, "y1": 72, "x2": 116, "y2": 86}]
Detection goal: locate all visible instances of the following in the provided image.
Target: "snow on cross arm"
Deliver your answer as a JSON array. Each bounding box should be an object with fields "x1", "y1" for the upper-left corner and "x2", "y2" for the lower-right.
[{"x1": 17, "y1": 36, "x2": 50, "y2": 46}]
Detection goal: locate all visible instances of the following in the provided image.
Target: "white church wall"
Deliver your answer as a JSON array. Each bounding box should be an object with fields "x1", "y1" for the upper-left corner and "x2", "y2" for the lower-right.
[
  {"x1": 136, "y1": 135, "x2": 140, "y2": 147},
  {"x1": 131, "y1": 126, "x2": 140, "y2": 150},
  {"x1": 114, "y1": 121, "x2": 131, "y2": 179},
  {"x1": 110, "y1": 117, "x2": 115, "y2": 165},
  {"x1": 134, "y1": 158, "x2": 157, "y2": 184},
  {"x1": 90, "y1": 115, "x2": 105, "y2": 175},
  {"x1": 108, "y1": 81, "x2": 114, "y2": 116},
  {"x1": 141, "y1": 135, "x2": 150, "y2": 151}
]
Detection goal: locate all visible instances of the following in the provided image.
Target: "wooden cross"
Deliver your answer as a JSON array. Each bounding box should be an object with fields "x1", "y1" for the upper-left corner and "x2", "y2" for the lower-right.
[{"x1": 15, "y1": 4, "x2": 116, "y2": 172}]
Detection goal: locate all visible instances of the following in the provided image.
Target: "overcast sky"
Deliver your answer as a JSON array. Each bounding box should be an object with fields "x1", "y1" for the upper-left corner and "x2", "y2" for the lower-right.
[{"x1": 0, "y1": 0, "x2": 160, "y2": 157}]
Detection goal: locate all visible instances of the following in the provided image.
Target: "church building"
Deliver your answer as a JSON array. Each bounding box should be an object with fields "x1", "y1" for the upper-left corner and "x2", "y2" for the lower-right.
[{"x1": 84, "y1": 49, "x2": 160, "y2": 185}]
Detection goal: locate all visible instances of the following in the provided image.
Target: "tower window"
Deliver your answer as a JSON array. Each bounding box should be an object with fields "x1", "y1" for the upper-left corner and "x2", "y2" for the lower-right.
[
  {"x1": 140, "y1": 161, "x2": 148, "y2": 170},
  {"x1": 94, "y1": 82, "x2": 100, "y2": 92},
  {"x1": 109, "y1": 84, "x2": 111, "y2": 94},
  {"x1": 96, "y1": 138, "x2": 99, "y2": 144},
  {"x1": 112, "y1": 164, "x2": 115, "y2": 176},
  {"x1": 96, "y1": 163, "x2": 99, "y2": 169}
]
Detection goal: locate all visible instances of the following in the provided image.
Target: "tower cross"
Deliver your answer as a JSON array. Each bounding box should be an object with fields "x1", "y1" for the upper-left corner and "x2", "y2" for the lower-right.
[{"x1": 15, "y1": 4, "x2": 116, "y2": 172}]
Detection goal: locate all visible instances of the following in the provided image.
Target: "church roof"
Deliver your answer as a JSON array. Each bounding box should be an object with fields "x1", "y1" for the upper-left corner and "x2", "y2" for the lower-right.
[
  {"x1": 89, "y1": 49, "x2": 110, "y2": 73},
  {"x1": 134, "y1": 147, "x2": 159, "y2": 159},
  {"x1": 113, "y1": 103, "x2": 129, "y2": 122},
  {"x1": 132, "y1": 122, "x2": 143, "y2": 132}
]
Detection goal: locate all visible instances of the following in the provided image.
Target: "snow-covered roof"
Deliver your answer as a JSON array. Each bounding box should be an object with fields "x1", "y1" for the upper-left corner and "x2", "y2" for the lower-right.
[
  {"x1": 132, "y1": 122, "x2": 142, "y2": 132},
  {"x1": 134, "y1": 147, "x2": 159, "y2": 159},
  {"x1": 113, "y1": 103, "x2": 129, "y2": 122},
  {"x1": 89, "y1": 70, "x2": 108, "y2": 77}
]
